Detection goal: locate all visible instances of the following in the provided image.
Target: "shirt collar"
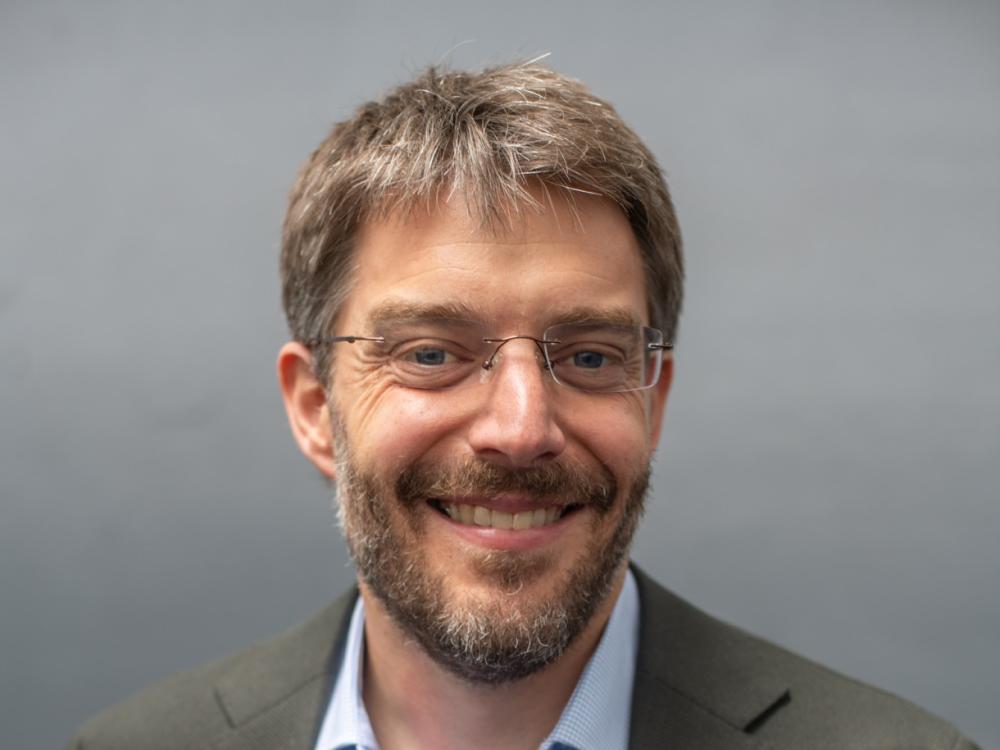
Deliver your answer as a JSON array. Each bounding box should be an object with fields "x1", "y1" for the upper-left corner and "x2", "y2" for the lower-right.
[
  {"x1": 314, "y1": 568, "x2": 640, "y2": 750},
  {"x1": 541, "y1": 568, "x2": 639, "y2": 750},
  {"x1": 313, "y1": 591, "x2": 378, "y2": 750}
]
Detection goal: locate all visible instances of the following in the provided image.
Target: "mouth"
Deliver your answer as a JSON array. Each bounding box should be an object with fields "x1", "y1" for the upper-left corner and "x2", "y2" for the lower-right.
[{"x1": 428, "y1": 500, "x2": 582, "y2": 530}]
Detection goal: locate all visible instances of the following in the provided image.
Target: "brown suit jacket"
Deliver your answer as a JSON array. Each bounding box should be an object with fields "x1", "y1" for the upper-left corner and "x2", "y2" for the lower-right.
[{"x1": 69, "y1": 566, "x2": 979, "y2": 749}]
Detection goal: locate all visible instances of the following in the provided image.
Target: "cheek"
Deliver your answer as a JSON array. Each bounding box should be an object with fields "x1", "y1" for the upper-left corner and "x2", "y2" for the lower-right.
[
  {"x1": 560, "y1": 395, "x2": 652, "y2": 479},
  {"x1": 345, "y1": 389, "x2": 468, "y2": 473}
]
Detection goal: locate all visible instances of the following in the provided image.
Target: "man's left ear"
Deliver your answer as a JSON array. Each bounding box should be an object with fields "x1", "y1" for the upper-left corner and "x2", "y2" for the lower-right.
[
  {"x1": 277, "y1": 342, "x2": 338, "y2": 480},
  {"x1": 648, "y1": 355, "x2": 673, "y2": 448}
]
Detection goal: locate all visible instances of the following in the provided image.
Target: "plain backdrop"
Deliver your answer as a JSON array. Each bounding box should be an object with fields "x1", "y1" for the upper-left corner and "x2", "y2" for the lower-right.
[{"x1": 2, "y1": 1, "x2": 997, "y2": 748}]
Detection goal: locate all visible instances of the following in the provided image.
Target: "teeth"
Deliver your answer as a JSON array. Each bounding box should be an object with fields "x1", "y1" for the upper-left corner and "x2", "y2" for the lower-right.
[
  {"x1": 512, "y1": 511, "x2": 532, "y2": 530},
  {"x1": 439, "y1": 502, "x2": 566, "y2": 530}
]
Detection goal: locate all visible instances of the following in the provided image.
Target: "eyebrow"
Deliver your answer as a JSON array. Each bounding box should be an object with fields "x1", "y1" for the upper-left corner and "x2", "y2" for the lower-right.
[
  {"x1": 545, "y1": 306, "x2": 642, "y2": 328},
  {"x1": 364, "y1": 300, "x2": 642, "y2": 330},
  {"x1": 366, "y1": 300, "x2": 487, "y2": 329}
]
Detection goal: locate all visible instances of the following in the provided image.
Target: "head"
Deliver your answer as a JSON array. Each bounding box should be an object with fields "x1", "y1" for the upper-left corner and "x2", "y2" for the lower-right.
[
  {"x1": 281, "y1": 63, "x2": 682, "y2": 383},
  {"x1": 278, "y1": 62, "x2": 683, "y2": 684}
]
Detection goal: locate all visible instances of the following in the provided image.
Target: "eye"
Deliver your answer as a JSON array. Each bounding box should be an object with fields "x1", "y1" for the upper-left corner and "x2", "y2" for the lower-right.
[
  {"x1": 572, "y1": 351, "x2": 606, "y2": 369},
  {"x1": 410, "y1": 346, "x2": 450, "y2": 366},
  {"x1": 554, "y1": 344, "x2": 623, "y2": 370},
  {"x1": 388, "y1": 337, "x2": 477, "y2": 390},
  {"x1": 549, "y1": 342, "x2": 628, "y2": 391},
  {"x1": 392, "y1": 338, "x2": 473, "y2": 369}
]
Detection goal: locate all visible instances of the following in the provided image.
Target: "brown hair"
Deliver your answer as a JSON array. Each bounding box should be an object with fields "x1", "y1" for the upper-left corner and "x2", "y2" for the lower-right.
[{"x1": 280, "y1": 62, "x2": 683, "y2": 379}]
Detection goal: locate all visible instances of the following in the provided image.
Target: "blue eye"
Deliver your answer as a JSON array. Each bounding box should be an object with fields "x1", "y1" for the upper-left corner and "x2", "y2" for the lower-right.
[
  {"x1": 573, "y1": 351, "x2": 605, "y2": 369},
  {"x1": 413, "y1": 348, "x2": 448, "y2": 366}
]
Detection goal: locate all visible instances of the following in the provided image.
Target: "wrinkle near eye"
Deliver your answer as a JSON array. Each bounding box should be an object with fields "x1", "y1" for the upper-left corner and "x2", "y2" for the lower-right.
[
  {"x1": 336, "y1": 350, "x2": 392, "y2": 393},
  {"x1": 341, "y1": 372, "x2": 397, "y2": 443}
]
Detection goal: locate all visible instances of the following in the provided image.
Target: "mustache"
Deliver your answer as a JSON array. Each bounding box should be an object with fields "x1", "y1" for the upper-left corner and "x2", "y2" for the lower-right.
[{"x1": 395, "y1": 457, "x2": 618, "y2": 512}]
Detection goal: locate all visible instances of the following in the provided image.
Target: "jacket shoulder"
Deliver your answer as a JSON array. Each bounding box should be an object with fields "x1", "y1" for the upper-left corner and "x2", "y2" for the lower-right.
[
  {"x1": 630, "y1": 566, "x2": 979, "y2": 749},
  {"x1": 67, "y1": 590, "x2": 357, "y2": 750},
  {"x1": 748, "y1": 628, "x2": 976, "y2": 748},
  {"x1": 67, "y1": 651, "x2": 235, "y2": 750}
]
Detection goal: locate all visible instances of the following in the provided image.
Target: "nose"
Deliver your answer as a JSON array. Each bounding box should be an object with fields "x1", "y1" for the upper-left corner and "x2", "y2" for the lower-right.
[{"x1": 466, "y1": 340, "x2": 567, "y2": 467}]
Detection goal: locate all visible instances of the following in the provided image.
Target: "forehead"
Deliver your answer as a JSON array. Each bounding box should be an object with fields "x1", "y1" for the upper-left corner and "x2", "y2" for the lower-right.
[{"x1": 338, "y1": 190, "x2": 648, "y2": 329}]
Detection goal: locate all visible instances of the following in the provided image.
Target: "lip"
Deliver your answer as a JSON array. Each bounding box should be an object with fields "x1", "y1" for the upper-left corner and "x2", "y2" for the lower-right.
[{"x1": 426, "y1": 499, "x2": 579, "y2": 552}]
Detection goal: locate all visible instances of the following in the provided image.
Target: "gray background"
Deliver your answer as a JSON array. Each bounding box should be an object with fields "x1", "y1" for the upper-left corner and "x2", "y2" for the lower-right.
[{"x1": 2, "y1": 1, "x2": 997, "y2": 748}]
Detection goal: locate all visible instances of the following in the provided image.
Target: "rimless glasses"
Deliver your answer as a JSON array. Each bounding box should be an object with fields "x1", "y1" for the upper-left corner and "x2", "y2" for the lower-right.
[{"x1": 306, "y1": 320, "x2": 673, "y2": 394}]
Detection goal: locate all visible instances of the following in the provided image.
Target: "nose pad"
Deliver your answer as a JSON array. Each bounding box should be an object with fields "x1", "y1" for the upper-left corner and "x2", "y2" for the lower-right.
[
  {"x1": 481, "y1": 335, "x2": 554, "y2": 374},
  {"x1": 479, "y1": 346, "x2": 549, "y2": 385}
]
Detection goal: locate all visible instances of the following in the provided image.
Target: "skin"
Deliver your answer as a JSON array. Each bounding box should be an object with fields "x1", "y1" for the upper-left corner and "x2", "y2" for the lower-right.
[{"x1": 278, "y1": 190, "x2": 673, "y2": 750}]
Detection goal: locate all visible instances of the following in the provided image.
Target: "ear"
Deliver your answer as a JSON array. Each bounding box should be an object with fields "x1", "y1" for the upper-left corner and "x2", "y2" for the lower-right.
[
  {"x1": 277, "y1": 341, "x2": 337, "y2": 480},
  {"x1": 647, "y1": 354, "x2": 674, "y2": 449}
]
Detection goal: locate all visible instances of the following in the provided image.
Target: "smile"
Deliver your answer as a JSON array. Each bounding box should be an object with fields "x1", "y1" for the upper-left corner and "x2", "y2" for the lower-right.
[{"x1": 430, "y1": 501, "x2": 579, "y2": 530}]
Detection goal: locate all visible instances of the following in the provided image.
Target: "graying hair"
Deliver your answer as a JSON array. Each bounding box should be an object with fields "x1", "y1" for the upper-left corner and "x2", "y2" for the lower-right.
[{"x1": 280, "y1": 62, "x2": 683, "y2": 380}]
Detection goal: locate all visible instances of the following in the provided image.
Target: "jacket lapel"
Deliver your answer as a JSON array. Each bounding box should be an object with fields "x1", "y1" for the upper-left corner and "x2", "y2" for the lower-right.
[
  {"x1": 210, "y1": 588, "x2": 358, "y2": 750},
  {"x1": 629, "y1": 566, "x2": 789, "y2": 750}
]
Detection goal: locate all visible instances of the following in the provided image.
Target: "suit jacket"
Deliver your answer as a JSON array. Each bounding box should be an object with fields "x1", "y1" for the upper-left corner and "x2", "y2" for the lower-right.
[{"x1": 69, "y1": 566, "x2": 979, "y2": 749}]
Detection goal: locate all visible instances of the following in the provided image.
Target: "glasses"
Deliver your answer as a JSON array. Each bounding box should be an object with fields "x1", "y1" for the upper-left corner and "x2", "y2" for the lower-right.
[{"x1": 307, "y1": 320, "x2": 672, "y2": 393}]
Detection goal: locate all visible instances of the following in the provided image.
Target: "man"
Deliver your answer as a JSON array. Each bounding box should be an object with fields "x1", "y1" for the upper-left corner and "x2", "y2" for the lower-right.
[{"x1": 70, "y1": 63, "x2": 978, "y2": 749}]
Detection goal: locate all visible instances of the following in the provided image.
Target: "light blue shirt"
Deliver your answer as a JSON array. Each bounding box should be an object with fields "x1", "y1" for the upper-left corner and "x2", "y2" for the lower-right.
[{"x1": 313, "y1": 568, "x2": 640, "y2": 750}]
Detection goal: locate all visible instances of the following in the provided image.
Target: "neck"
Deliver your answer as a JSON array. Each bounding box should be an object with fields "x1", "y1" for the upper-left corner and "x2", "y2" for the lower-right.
[{"x1": 360, "y1": 566, "x2": 627, "y2": 750}]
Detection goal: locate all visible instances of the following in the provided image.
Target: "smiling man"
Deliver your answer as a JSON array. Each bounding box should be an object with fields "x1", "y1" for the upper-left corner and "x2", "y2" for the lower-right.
[{"x1": 69, "y1": 64, "x2": 978, "y2": 750}]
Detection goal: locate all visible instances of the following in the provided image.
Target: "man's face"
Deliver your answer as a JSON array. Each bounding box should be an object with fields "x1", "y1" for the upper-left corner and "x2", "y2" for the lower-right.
[{"x1": 325, "y1": 191, "x2": 670, "y2": 682}]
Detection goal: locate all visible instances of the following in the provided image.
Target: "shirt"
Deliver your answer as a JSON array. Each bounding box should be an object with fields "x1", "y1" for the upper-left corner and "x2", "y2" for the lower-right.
[{"x1": 312, "y1": 569, "x2": 640, "y2": 750}]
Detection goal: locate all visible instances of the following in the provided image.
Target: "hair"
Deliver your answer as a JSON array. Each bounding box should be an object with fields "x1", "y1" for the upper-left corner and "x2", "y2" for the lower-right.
[{"x1": 280, "y1": 62, "x2": 683, "y2": 380}]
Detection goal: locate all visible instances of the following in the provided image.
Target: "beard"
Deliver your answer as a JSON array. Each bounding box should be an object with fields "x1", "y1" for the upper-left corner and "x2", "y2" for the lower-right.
[{"x1": 332, "y1": 427, "x2": 650, "y2": 685}]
